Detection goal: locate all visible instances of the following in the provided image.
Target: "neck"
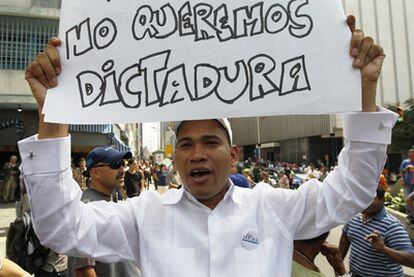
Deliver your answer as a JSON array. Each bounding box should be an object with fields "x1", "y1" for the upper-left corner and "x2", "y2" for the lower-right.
[
  {"x1": 89, "y1": 181, "x2": 113, "y2": 197},
  {"x1": 199, "y1": 182, "x2": 230, "y2": 210}
]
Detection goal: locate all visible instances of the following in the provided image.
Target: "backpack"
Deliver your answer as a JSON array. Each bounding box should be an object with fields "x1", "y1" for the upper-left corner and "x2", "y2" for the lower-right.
[{"x1": 6, "y1": 211, "x2": 50, "y2": 274}]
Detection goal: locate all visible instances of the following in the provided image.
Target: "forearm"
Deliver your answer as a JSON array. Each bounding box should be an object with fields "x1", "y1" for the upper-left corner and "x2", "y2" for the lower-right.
[
  {"x1": 361, "y1": 80, "x2": 377, "y2": 112},
  {"x1": 75, "y1": 267, "x2": 97, "y2": 277},
  {"x1": 38, "y1": 111, "x2": 68, "y2": 139},
  {"x1": 0, "y1": 258, "x2": 29, "y2": 277},
  {"x1": 379, "y1": 247, "x2": 414, "y2": 267},
  {"x1": 339, "y1": 234, "x2": 350, "y2": 261}
]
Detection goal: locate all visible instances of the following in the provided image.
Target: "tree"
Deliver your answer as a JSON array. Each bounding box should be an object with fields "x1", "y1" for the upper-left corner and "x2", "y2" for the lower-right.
[{"x1": 387, "y1": 98, "x2": 414, "y2": 153}]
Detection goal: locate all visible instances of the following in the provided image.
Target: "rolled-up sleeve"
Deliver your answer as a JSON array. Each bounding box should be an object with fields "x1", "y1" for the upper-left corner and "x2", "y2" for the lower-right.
[
  {"x1": 266, "y1": 107, "x2": 398, "y2": 240},
  {"x1": 18, "y1": 135, "x2": 141, "y2": 264}
]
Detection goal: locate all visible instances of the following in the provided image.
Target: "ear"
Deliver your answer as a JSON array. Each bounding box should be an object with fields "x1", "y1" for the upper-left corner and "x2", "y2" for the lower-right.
[{"x1": 230, "y1": 145, "x2": 239, "y2": 166}]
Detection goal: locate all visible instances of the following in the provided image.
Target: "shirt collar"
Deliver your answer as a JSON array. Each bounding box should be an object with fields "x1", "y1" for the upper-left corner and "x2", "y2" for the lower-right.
[
  {"x1": 161, "y1": 180, "x2": 243, "y2": 206},
  {"x1": 373, "y1": 207, "x2": 386, "y2": 220}
]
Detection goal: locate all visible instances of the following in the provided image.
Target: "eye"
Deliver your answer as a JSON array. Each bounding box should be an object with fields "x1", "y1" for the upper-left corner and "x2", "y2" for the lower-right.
[
  {"x1": 206, "y1": 140, "x2": 219, "y2": 146},
  {"x1": 178, "y1": 142, "x2": 192, "y2": 149}
]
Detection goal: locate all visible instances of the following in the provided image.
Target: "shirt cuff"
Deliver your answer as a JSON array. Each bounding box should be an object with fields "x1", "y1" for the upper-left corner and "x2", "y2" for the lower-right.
[
  {"x1": 18, "y1": 134, "x2": 71, "y2": 175},
  {"x1": 343, "y1": 106, "x2": 398, "y2": 145}
]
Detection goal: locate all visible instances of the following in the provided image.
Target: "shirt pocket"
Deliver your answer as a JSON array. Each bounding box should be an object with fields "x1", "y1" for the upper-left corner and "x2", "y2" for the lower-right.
[
  {"x1": 146, "y1": 245, "x2": 195, "y2": 277},
  {"x1": 235, "y1": 237, "x2": 275, "y2": 277}
]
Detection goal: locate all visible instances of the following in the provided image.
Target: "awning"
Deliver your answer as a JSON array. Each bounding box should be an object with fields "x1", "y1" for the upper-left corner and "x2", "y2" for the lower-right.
[{"x1": 69, "y1": 124, "x2": 130, "y2": 152}]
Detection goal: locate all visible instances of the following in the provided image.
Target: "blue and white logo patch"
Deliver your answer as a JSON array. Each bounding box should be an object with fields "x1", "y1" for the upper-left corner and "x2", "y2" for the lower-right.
[{"x1": 241, "y1": 229, "x2": 260, "y2": 250}]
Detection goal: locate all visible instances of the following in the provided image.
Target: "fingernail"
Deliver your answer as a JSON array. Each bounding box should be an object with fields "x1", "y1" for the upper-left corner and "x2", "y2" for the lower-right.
[
  {"x1": 351, "y1": 48, "x2": 359, "y2": 57},
  {"x1": 56, "y1": 67, "x2": 61, "y2": 74},
  {"x1": 52, "y1": 78, "x2": 58, "y2": 86},
  {"x1": 353, "y1": 59, "x2": 361, "y2": 67}
]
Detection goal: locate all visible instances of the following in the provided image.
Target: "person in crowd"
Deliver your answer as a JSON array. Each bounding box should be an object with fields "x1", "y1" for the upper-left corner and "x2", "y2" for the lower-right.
[
  {"x1": 72, "y1": 158, "x2": 87, "y2": 191},
  {"x1": 124, "y1": 157, "x2": 143, "y2": 198},
  {"x1": 19, "y1": 15, "x2": 397, "y2": 276},
  {"x1": 400, "y1": 148, "x2": 414, "y2": 218},
  {"x1": 319, "y1": 166, "x2": 329, "y2": 182},
  {"x1": 262, "y1": 172, "x2": 276, "y2": 187},
  {"x1": 166, "y1": 161, "x2": 183, "y2": 189},
  {"x1": 306, "y1": 163, "x2": 321, "y2": 181},
  {"x1": 339, "y1": 186, "x2": 414, "y2": 276},
  {"x1": 0, "y1": 252, "x2": 29, "y2": 277},
  {"x1": 292, "y1": 232, "x2": 348, "y2": 277},
  {"x1": 154, "y1": 164, "x2": 168, "y2": 194},
  {"x1": 277, "y1": 170, "x2": 290, "y2": 189},
  {"x1": 67, "y1": 147, "x2": 140, "y2": 277},
  {"x1": 2, "y1": 155, "x2": 20, "y2": 203}
]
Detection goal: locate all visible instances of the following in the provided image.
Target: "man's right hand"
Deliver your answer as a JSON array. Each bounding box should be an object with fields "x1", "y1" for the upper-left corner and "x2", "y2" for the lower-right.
[
  {"x1": 25, "y1": 37, "x2": 61, "y2": 111},
  {"x1": 25, "y1": 37, "x2": 68, "y2": 139}
]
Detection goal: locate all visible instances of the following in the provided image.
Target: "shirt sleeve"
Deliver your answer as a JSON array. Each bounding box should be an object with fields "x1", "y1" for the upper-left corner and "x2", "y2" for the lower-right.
[
  {"x1": 385, "y1": 222, "x2": 414, "y2": 253},
  {"x1": 18, "y1": 135, "x2": 142, "y2": 264},
  {"x1": 264, "y1": 107, "x2": 398, "y2": 240}
]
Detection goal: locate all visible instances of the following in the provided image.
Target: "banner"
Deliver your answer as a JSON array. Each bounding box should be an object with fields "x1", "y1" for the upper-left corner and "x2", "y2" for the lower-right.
[{"x1": 43, "y1": 0, "x2": 360, "y2": 123}]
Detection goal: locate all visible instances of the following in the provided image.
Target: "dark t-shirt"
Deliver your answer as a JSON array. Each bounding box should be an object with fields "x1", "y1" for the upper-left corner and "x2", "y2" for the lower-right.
[
  {"x1": 67, "y1": 188, "x2": 140, "y2": 277},
  {"x1": 124, "y1": 171, "x2": 142, "y2": 198},
  {"x1": 156, "y1": 170, "x2": 167, "y2": 186}
]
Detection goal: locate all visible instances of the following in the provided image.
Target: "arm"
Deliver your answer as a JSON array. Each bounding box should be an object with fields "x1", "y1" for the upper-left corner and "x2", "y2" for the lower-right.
[
  {"x1": 75, "y1": 267, "x2": 97, "y2": 277},
  {"x1": 19, "y1": 38, "x2": 141, "y2": 263},
  {"x1": 0, "y1": 258, "x2": 29, "y2": 277},
  {"x1": 339, "y1": 232, "x2": 351, "y2": 261},
  {"x1": 264, "y1": 16, "x2": 397, "y2": 239},
  {"x1": 320, "y1": 242, "x2": 347, "y2": 275},
  {"x1": 366, "y1": 231, "x2": 414, "y2": 267}
]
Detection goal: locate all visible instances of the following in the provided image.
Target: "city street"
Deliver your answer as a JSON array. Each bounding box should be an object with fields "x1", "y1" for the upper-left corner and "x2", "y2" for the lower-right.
[{"x1": 1, "y1": 201, "x2": 414, "y2": 276}]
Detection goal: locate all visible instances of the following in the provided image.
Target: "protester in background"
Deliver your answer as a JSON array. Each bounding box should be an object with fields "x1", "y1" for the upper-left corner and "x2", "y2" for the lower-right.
[
  {"x1": 68, "y1": 147, "x2": 140, "y2": 277},
  {"x1": 72, "y1": 158, "x2": 87, "y2": 191},
  {"x1": 306, "y1": 163, "x2": 320, "y2": 181},
  {"x1": 340, "y1": 186, "x2": 414, "y2": 276},
  {"x1": 155, "y1": 164, "x2": 168, "y2": 194},
  {"x1": 262, "y1": 172, "x2": 276, "y2": 187},
  {"x1": 2, "y1": 155, "x2": 20, "y2": 203},
  {"x1": 400, "y1": 148, "x2": 414, "y2": 218},
  {"x1": 124, "y1": 157, "x2": 143, "y2": 198},
  {"x1": 292, "y1": 232, "x2": 348, "y2": 277},
  {"x1": 277, "y1": 170, "x2": 290, "y2": 189},
  {"x1": 166, "y1": 162, "x2": 183, "y2": 189}
]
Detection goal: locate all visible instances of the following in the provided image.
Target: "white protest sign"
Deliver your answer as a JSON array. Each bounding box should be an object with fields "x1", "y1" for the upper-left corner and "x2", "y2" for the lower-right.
[{"x1": 43, "y1": 0, "x2": 360, "y2": 124}]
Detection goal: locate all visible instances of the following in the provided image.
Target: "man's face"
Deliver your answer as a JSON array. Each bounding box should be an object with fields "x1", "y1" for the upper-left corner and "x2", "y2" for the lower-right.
[
  {"x1": 10, "y1": 156, "x2": 17, "y2": 163},
  {"x1": 79, "y1": 160, "x2": 86, "y2": 169},
  {"x1": 130, "y1": 161, "x2": 138, "y2": 171},
  {"x1": 408, "y1": 150, "x2": 414, "y2": 161},
  {"x1": 363, "y1": 196, "x2": 384, "y2": 215},
  {"x1": 175, "y1": 120, "x2": 238, "y2": 200},
  {"x1": 91, "y1": 160, "x2": 126, "y2": 189}
]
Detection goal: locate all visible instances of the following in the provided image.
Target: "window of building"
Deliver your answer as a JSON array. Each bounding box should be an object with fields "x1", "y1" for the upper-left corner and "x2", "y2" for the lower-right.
[{"x1": 0, "y1": 16, "x2": 59, "y2": 70}]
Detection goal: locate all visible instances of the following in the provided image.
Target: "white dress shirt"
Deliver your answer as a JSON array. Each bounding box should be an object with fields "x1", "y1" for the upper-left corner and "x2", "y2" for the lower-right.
[{"x1": 18, "y1": 108, "x2": 397, "y2": 277}]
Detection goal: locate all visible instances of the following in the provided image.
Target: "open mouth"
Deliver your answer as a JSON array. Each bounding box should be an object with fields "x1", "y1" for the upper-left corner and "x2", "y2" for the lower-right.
[{"x1": 189, "y1": 168, "x2": 212, "y2": 182}]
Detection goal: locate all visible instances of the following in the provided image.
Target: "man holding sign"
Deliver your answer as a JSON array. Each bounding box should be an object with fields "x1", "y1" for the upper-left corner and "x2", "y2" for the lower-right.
[{"x1": 19, "y1": 13, "x2": 396, "y2": 277}]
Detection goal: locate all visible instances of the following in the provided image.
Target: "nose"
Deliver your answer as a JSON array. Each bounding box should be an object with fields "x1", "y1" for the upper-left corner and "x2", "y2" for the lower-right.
[{"x1": 190, "y1": 143, "x2": 207, "y2": 162}]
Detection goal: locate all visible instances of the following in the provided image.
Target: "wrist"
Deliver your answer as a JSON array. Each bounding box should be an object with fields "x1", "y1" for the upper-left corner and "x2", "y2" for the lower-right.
[
  {"x1": 333, "y1": 264, "x2": 347, "y2": 275},
  {"x1": 38, "y1": 112, "x2": 68, "y2": 139}
]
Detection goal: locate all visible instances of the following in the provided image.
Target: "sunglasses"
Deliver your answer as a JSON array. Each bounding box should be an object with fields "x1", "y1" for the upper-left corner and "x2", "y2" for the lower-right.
[{"x1": 92, "y1": 160, "x2": 126, "y2": 170}]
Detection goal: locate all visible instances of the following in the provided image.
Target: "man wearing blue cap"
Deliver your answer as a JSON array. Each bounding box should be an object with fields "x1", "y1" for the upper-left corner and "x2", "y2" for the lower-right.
[
  {"x1": 19, "y1": 16, "x2": 398, "y2": 276},
  {"x1": 67, "y1": 147, "x2": 141, "y2": 277}
]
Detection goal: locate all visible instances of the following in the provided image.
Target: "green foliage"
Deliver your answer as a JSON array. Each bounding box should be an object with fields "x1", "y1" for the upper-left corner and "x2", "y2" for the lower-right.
[
  {"x1": 387, "y1": 98, "x2": 414, "y2": 153},
  {"x1": 385, "y1": 190, "x2": 406, "y2": 213}
]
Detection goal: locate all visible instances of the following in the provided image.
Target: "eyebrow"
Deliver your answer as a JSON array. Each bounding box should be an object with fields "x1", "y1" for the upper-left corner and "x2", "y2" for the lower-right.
[{"x1": 177, "y1": 134, "x2": 223, "y2": 144}]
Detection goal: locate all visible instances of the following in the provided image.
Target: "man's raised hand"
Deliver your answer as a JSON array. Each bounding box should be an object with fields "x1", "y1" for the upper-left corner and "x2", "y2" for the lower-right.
[
  {"x1": 25, "y1": 37, "x2": 62, "y2": 112},
  {"x1": 347, "y1": 15, "x2": 385, "y2": 112}
]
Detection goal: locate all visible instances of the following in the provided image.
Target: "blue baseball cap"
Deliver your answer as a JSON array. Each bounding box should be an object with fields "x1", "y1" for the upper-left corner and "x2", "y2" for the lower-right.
[
  {"x1": 230, "y1": 174, "x2": 251, "y2": 189},
  {"x1": 86, "y1": 147, "x2": 132, "y2": 170}
]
